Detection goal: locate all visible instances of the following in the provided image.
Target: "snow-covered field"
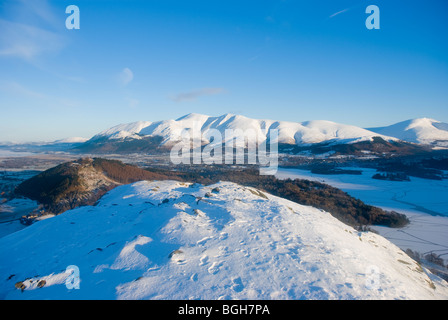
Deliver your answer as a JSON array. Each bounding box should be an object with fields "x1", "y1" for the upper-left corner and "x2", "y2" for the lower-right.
[
  {"x1": 0, "y1": 198, "x2": 39, "y2": 237},
  {"x1": 0, "y1": 180, "x2": 447, "y2": 300},
  {"x1": 0, "y1": 150, "x2": 35, "y2": 157},
  {"x1": 275, "y1": 167, "x2": 448, "y2": 261}
]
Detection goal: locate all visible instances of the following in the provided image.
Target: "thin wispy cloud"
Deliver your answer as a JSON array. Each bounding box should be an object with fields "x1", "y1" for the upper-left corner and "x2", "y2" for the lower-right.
[
  {"x1": 0, "y1": 81, "x2": 47, "y2": 99},
  {"x1": 127, "y1": 98, "x2": 140, "y2": 108},
  {"x1": 329, "y1": 8, "x2": 350, "y2": 19},
  {"x1": 171, "y1": 87, "x2": 225, "y2": 102},
  {"x1": 0, "y1": 80, "x2": 80, "y2": 110},
  {"x1": 0, "y1": 0, "x2": 66, "y2": 62},
  {"x1": 0, "y1": 19, "x2": 65, "y2": 61},
  {"x1": 17, "y1": 0, "x2": 60, "y2": 29}
]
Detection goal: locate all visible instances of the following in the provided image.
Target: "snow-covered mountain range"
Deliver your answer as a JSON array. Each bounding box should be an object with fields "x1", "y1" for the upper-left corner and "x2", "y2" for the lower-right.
[
  {"x1": 368, "y1": 118, "x2": 448, "y2": 147},
  {"x1": 89, "y1": 113, "x2": 397, "y2": 146},
  {"x1": 3, "y1": 114, "x2": 446, "y2": 152},
  {"x1": 1, "y1": 180, "x2": 446, "y2": 299},
  {"x1": 85, "y1": 113, "x2": 448, "y2": 150}
]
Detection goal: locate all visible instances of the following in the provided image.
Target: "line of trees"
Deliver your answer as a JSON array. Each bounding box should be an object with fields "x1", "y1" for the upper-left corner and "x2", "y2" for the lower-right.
[{"x1": 147, "y1": 165, "x2": 410, "y2": 228}]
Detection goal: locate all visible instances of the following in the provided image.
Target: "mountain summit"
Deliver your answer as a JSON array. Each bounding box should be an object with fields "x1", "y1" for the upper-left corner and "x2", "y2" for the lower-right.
[{"x1": 368, "y1": 118, "x2": 448, "y2": 147}]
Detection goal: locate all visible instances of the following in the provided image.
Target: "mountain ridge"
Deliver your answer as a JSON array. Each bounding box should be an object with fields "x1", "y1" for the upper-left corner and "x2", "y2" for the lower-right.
[
  {"x1": 2, "y1": 115, "x2": 447, "y2": 149},
  {"x1": 74, "y1": 113, "x2": 440, "y2": 156},
  {"x1": 88, "y1": 113, "x2": 398, "y2": 147}
]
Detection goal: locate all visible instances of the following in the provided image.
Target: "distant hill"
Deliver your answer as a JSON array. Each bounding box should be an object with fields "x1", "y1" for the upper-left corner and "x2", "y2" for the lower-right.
[
  {"x1": 278, "y1": 136, "x2": 431, "y2": 156},
  {"x1": 0, "y1": 137, "x2": 88, "y2": 153},
  {"x1": 368, "y1": 118, "x2": 448, "y2": 147},
  {"x1": 15, "y1": 158, "x2": 178, "y2": 214}
]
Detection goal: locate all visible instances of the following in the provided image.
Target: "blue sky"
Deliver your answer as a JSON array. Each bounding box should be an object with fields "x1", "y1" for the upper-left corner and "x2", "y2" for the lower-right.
[{"x1": 0, "y1": 0, "x2": 447, "y2": 142}]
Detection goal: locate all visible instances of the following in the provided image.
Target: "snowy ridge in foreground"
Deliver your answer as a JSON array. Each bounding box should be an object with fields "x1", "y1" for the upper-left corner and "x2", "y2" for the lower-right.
[{"x1": 0, "y1": 181, "x2": 447, "y2": 300}]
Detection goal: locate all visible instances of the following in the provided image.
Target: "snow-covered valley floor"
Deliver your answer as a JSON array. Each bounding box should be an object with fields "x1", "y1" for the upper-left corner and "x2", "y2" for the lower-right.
[
  {"x1": 275, "y1": 167, "x2": 448, "y2": 263},
  {"x1": 1, "y1": 180, "x2": 447, "y2": 300}
]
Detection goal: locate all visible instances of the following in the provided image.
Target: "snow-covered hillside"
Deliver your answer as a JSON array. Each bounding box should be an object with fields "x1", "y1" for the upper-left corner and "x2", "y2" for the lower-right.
[
  {"x1": 89, "y1": 113, "x2": 396, "y2": 147},
  {"x1": 1, "y1": 180, "x2": 447, "y2": 300},
  {"x1": 52, "y1": 137, "x2": 89, "y2": 144},
  {"x1": 93, "y1": 121, "x2": 153, "y2": 141},
  {"x1": 368, "y1": 118, "x2": 448, "y2": 147}
]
